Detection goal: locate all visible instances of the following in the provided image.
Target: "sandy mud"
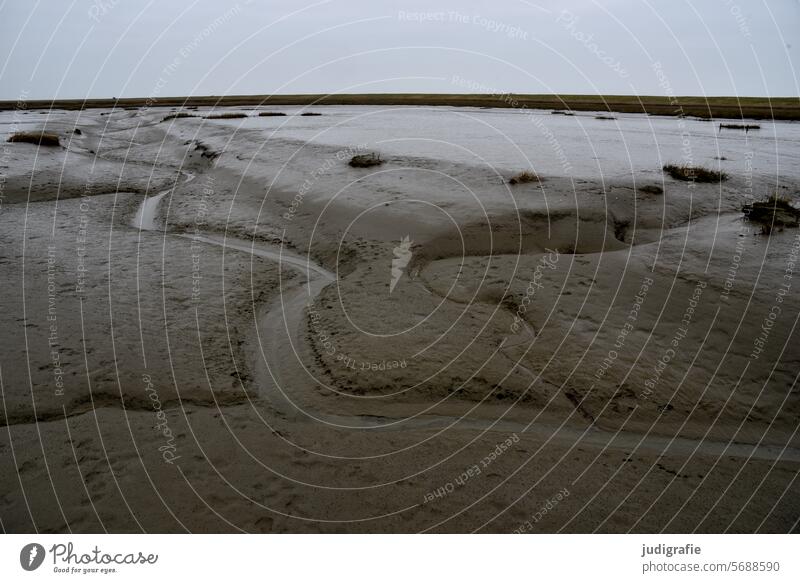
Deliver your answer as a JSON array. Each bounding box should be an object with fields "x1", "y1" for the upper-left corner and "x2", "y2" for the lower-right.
[{"x1": 0, "y1": 105, "x2": 798, "y2": 532}]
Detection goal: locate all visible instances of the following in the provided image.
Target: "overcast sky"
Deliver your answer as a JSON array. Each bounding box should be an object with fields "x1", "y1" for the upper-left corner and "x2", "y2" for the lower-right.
[{"x1": 1, "y1": 0, "x2": 798, "y2": 100}]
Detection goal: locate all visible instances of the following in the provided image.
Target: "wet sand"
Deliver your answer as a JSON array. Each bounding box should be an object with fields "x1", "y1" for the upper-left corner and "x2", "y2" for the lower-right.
[{"x1": 0, "y1": 105, "x2": 798, "y2": 533}]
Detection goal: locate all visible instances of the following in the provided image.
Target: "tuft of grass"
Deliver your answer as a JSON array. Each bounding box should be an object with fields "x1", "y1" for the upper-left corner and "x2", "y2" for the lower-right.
[
  {"x1": 638, "y1": 184, "x2": 663, "y2": 195},
  {"x1": 719, "y1": 123, "x2": 760, "y2": 130},
  {"x1": 769, "y1": 193, "x2": 792, "y2": 204},
  {"x1": 7, "y1": 131, "x2": 60, "y2": 146},
  {"x1": 743, "y1": 193, "x2": 800, "y2": 232},
  {"x1": 193, "y1": 141, "x2": 218, "y2": 161},
  {"x1": 663, "y1": 163, "x2": 727, "y2": 183},
  {"x1": 551, "y1": 110, "x2": 574, "y2": 116},
  {"x1": 595, "y1": 115, "x2": 616, "y2": 120},
  {"x1": 162, "y1": 112, "x2": 196, "y2": 122},
  {"x1": 205, "y1": 112, "x2": 248, "y2": 119},
  {"x1": 258, "y1": 112, "x2": 287, "y2": 117},
  {"x1": 349, "y1": 152, "x2": 383, "y2": 168},
  {"x1": 300, "y1": 112, "x2": 322, "y2": 116},
  {"x1": 509, "y1": 170, "x2": 540, "y2": 185}
]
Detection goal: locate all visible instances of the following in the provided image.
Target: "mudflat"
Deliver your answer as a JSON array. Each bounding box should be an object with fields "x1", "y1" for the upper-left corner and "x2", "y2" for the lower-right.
[{"x1": 0, "y1": 104, "x2": 798, "y2": 533}]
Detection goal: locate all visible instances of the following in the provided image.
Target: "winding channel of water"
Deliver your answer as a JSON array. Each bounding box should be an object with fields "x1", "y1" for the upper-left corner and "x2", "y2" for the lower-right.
[{"x1": 129, "y1": 174, "x2": 800, "y2": 464}]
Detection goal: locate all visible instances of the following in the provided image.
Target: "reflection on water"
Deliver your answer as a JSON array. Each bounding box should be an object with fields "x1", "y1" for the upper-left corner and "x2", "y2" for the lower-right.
[
  {"x1": 3, "y1": 105, "x2": 797, "y2": 182},
  {"x1": 224, "y1": 105, "x2": 800, "y2": 181}
]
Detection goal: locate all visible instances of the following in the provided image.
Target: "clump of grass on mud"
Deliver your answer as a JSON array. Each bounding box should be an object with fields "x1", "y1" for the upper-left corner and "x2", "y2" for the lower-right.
[
  {"x1": 161, "y1": 112, "x2": 196, "y2": 122},
  {"x1": 720, "y1": 123, "x2": 760, "y2": 131},
  {"x1": 638, "y1": 184, "x2": 663, "y2": 195},
  {"x1": 205, "y1": 112, "x2": 248, "y2": 119},
  {"x1": 193, "y1": 141, "x2": 218, "y2": 161},
  {"x1": 258, "y1": 112, "x2": 287, "y2": 117},
  {"x1": 7, "y1": 131, "x2": 60, "y2": 146},
  {"x1": 595, "y1": 115, "x2": 616, "y2": 120},
  {"x1": 300, "y1": 112, "x2": 322, "y2": 116},
  {"x1": 349, "y1": 152, "x2": 383, "y2": 168},
  {"x1": 509, "y1": 171, "x2": 539, "y2": 185},
  {"x1": 663, "y1": 163, "x2": 727, "y2": 183},
  {"x1": 743, "y1": 194, "x2": 800, "y2": 234}
]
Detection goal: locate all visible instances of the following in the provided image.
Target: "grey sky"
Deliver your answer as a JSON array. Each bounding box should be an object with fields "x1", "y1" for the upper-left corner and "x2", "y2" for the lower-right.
[{"x1": 1, "y1": 0, "x2": 798, "y2": 100}]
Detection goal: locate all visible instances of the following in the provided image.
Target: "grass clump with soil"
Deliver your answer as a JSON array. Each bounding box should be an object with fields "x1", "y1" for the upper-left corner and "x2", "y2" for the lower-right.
[
  {"x1": 205, "y1": 112, "x2": 248, "y2": 119},
  {"x1": 743, "y1": 194, "x2": 800, "y2": 233},
  {"x1": 663, "y1": 163, "x2": 727, "y2": 183},
  {"x1": 508, "y1": 171, "x2": 540, "y2": 185},
  {"x1": 638, "y1": 184, "x2": 663, "y2": 195},
  {"x1": 162, "y1": 112, "x2": 196, "y2": 122},
  {"x1": 7, "y1": 131, "x2": 60, "y2": 146},
  {"x1": 349, "y1": 153, "x2": 383, "y2": 168},
  {"x1": 258, "y1": 112, "x2": 287, "y2": 117},
  {"x1": 719, "y1": 123, "x2": 761, "y2": 131}
]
